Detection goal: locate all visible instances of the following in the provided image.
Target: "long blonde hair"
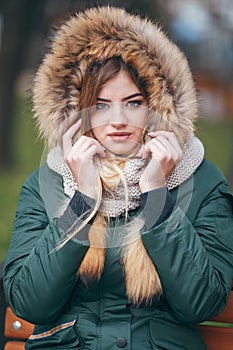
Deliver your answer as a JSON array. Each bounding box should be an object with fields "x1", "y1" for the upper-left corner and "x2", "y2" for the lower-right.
[{"x1": 61, "y1": 57, "x2": 162, "y2": 304}]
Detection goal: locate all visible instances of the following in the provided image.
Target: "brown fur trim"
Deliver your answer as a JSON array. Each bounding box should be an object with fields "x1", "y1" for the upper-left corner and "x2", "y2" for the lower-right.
[{"x1": 33, "y1": 7, "x2": 198, "y2": 149}]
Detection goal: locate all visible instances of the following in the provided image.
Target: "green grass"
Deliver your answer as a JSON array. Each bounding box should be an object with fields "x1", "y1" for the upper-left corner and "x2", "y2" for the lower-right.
[
  {"x1": 0, "y1": 99, "x2": 232, "y2": 261},
  {"x1": 0, "y1": 98, "x2": 43, "y2": 261},
  {"x1": 196, "y1": 118, "x2": 233, "y2": 176}
]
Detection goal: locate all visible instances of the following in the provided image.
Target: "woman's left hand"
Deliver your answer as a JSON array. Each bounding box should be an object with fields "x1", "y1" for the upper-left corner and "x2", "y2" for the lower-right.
[{"x1": 139, "y1": 131, "x2": 182, "y2": 193}]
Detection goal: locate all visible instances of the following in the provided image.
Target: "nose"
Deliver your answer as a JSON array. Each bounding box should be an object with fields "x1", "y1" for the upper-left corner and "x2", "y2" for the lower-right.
[{"x1": 110, "y1": 103, "x2": 127, "y2": 127}]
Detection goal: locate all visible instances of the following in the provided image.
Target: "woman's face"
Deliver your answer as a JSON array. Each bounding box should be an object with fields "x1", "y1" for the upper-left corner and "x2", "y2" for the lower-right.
[{"x1": 90, "y1": 70, "x2": 148, "y2": 156}]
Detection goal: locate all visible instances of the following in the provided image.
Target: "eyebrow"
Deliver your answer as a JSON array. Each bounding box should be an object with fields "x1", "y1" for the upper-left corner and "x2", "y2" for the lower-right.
[{"x1": 97, "y1": 93, "x2": 143, "y2": 102}]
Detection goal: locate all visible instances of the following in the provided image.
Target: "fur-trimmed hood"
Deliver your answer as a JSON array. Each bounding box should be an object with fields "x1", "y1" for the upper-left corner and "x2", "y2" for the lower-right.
[{"x1": 33, "y1": 6, "x2": 198, "y2": 148}]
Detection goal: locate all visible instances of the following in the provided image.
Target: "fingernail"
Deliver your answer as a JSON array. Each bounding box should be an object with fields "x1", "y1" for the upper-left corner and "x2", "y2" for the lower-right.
[{"x1": 148, "y1": 132, "x2": 156, "y2": 137}]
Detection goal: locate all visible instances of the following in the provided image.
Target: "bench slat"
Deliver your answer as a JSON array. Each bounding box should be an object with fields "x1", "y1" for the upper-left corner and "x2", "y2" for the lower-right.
[
  {"x1": 4, "y1": 341, "x2": 26, "y2": 350},
  {"x1": 211, "y1": 290, "x2": 233, "y2": 323},
  {"x1": 198, "y1": 325, "x2": 233, "y2": 350},
  {"x1": 4, "y1": 307, "x2": 33, "y2": 340},
  {"x1": 211, "y1": 292, "x2": 233, "y2": 322}
]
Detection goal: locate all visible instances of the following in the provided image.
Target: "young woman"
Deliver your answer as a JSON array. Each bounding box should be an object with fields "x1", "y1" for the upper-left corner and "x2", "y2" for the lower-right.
[{"x1": 3, "y1": 6, "x2": 233, "y2": 350}]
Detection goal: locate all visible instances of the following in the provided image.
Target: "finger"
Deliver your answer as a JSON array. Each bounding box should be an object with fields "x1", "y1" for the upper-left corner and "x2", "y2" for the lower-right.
[
  {"x1": 65, "y1": 136, "x2": 106, "y2": 163},
  {"x1": 71, "y1": 144, "x2": 106, "y2": 164},
  {"x1": 145, "y1": 138, "x2": 172, "y2": 160},
  {"x1": 72, "y1": 135, "x2": 105, "y2": 154},
  {"x1": 144, "y1": 137, "x2": 178, "y2": 171},
  {"x1": 148, "y1": 130, "x2": 175, "y2": 138},
  {"x1": 62, "y1": 119, "x2": 82, "y2": 154},
  {"x1": 77, "y1": 138, "x2": 106, "y2": 159},
  {"x1": 148, "y1": 131, "x2": 182, "y2": 163},
  {"x1": 154, "y1": 135, "x2": 180, "y2": 162},
  {"x1": 148, "y1": 131, "x2": 181, "y2": 151},
  {"x1": 86, "y1": 144, "x2": 106, "y2": 159},
  {"x1": 146, "y1": 140, "x2": 177, "y2": 178}
]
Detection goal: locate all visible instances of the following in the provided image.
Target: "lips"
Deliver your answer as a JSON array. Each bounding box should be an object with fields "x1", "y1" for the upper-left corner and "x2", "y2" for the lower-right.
[{"x1": 108, "y1": 132, "x2": 132, "y2": 140}]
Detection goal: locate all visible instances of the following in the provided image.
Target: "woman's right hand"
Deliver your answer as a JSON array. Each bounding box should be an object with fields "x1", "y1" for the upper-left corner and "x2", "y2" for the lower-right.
[{"x1": 62, "y1": 119, "x2": 106, "y2": 200}]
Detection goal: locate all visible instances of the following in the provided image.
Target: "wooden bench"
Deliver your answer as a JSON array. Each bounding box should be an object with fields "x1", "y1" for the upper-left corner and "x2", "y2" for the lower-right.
[
  {"x1": 0, "y1": 259, "x2": 233, "y2": 349},
  {"x1": 3, "y1": 307, "x2": 34, "y2": 350},
  {"x1": 197, "y1": 283, "x2": 233, "y2": 350},
  {"x1": 2, "y1": 290, "x2": 233, "y2": 350},
  {"x1": 0, "y1": 261, "x2": 32, "y2": 349}
]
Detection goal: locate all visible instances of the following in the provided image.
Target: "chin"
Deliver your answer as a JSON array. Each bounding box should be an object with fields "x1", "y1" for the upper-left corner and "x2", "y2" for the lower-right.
[
  {"x1": 102, "y1": 139, "x2": 142, "y2": 157},
  {"x1": 107, "y1": 145, "x2": 140, "y2": 157}
]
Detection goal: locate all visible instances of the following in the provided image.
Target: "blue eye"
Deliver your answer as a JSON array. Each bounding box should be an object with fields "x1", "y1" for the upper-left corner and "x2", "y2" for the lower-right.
[
  {"x1": 96, "y1": 103, "x2": 109, "y2": 110},
  {"x1": 127, "y1": 100, "x2": 142, "y2": 108}
]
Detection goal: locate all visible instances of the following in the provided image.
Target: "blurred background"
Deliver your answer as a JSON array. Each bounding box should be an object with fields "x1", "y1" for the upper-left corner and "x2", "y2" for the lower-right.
[{"x1": 0, "y1": 0, "x2": 233, "y2": 261}]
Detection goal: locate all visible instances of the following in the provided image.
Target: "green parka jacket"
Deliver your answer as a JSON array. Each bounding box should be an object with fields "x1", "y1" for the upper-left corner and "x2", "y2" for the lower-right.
[
  {"x1": 3, "y1": 159, "x2": 233, "y2": 350},
  {"x1": 3, "y1": 6, "x2": 233, "y2": 350}
]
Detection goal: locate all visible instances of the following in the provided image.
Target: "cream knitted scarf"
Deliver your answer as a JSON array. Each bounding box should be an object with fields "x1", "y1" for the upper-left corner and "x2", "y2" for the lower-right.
[{"x1": 47, "y1": 134, "x2": 204, "y2": 216}]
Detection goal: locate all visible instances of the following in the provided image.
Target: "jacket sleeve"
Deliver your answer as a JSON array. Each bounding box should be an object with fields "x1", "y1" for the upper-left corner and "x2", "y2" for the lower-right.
[
  {"x1": 3, "y1": 167, "x2": 89, "y2": 325},
  {"x1": 142, "y1": 167, "x2": 233, "y2": 324}
]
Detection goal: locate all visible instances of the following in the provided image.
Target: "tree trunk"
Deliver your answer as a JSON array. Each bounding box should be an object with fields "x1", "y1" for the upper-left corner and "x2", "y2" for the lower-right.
[{"x1": 0, "y1": 0, "x2": 47, "y2": 169}]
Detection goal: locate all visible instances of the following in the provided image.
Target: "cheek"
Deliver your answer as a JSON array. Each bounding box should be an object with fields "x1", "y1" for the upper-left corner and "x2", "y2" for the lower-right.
[
  {"x1": 90, "y1": 113, "x2": 106, "y2": 131},
  {"x1": 91, "y1": 126, "x2": 105, "y2": 143},
  {"x1": 131, "y1": 113, "x2": 148, "y2": 133},
  {"x1": 132, "y1": 117, "x2": 147, "y2": 140},
  {"x1": 133, "y1": 128, "x2": 144, "y2": 141},
  {"x1": 90, "y1": 116, "x2": 102, "y2": 139}
]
